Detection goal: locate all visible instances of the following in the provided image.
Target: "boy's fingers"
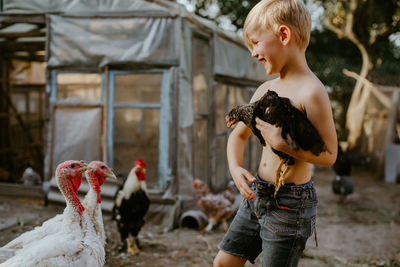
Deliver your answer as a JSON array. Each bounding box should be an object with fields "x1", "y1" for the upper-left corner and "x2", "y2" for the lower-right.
[
  {"x1": 244, "y1": 172, "x2": 256, "y2": 183},
  {"x1": 240, "y1": 173, "x2": 256, "y2": 201},
  {"x1": 239, "y1": 181, "x2": 255, "y2": 201}
]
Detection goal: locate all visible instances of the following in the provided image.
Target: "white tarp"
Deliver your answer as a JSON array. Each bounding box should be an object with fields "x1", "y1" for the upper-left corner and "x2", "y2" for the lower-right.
[
  {"x1": 48, "y1": 15, "x2": 178, "y2": 68},
  {"x1": 214, "y1": 35, "x2": 266, "y2": 82},
  {"x1": 2, "y1": 0, "x2": 174, "y2": 14},
  {"x1": 3, "y1": 0, "x2": 266, "y2": 83},
  {"x1": 49, "y1": 106, "x2": 102, "y2": 177}
]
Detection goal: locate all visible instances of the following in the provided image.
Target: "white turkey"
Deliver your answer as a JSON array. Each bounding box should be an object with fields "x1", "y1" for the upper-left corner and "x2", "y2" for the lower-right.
[
  {"x1": 82, "y1": 160, "x2": 117, "y2": 246},
  {"x1": 0, "y1": 160, "x2": 105, "y2": 267},
  {"x1": 2, "y1": 161, "x2": 114, "y2": 251}
]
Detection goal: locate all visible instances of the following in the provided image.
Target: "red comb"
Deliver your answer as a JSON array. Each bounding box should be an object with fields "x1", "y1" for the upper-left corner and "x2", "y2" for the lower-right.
[
  {"x1": 134, "y1": 158, "x2": 146, "y2": 169},
  {"x1": 192, "y1": 178, "x2": 200, "y2": 187}
]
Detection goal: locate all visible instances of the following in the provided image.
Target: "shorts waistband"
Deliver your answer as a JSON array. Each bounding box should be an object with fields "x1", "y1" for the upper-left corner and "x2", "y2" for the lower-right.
[
  {"x1": 256, "y1": 174, "x2": 312, "y2": 186},
  {"x1": 254, "y1": 174, "x2": 314, "y2": 196}
]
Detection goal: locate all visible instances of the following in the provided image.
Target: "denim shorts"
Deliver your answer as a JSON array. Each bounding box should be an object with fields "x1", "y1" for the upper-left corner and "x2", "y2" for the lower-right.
[{"x1": 217, "y1": 175, "x2": 318, "y2": 266}]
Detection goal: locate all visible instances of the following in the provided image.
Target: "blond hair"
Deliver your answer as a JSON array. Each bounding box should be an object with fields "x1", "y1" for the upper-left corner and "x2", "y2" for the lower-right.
[{"x1": 243, "y1": 0, "x2": 311, "y2": 51}]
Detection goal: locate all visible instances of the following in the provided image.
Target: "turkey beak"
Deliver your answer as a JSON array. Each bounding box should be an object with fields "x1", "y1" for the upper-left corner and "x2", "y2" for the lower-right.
[
  {"x1": 78, "y1": 162, "x2": 91, "y2": 173},
  {"x1": 107, "y1": 170, "x2": 117, "y2": 180}
]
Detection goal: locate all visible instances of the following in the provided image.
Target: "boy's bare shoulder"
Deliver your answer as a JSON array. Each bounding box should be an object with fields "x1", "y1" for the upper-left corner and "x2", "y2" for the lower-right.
[
  {"x1": 297, "y1": 75, "x2": 333, "y2": 121},
  {"x1": 250, "y1": 78, "x2": 278, "y2": 103},
  {"x1": 298, "y1": 74, "x2": 328, "y2": 103}
]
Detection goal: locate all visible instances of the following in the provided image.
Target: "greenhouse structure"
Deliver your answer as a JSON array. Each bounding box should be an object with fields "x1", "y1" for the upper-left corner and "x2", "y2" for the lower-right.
[{"x1": 0, "y1": 0, "x2": 267, "y2": 229}]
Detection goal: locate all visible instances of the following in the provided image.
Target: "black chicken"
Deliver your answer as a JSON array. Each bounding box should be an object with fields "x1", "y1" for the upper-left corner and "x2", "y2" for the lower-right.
[
  {"x1": 113, "y1": 159, "x2": 150, "y2": 254},
  {"x1": 332, "y1": 144, "x2": 355, "y2": 202},
  {"x1": 226, "y1": 90, "x2": 327, "y2": 195},
  {"x1": 332, "y1": 175, "x2": 355, "y2": 202},
  {"x1": 333, "y1": 144, "x2": 351, "y2": 176}
]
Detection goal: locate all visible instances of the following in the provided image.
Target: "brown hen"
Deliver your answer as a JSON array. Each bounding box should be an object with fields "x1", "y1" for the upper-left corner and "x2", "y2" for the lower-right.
[{"x1": 192, "y1": 178, "x2": 235, "y2": 231}]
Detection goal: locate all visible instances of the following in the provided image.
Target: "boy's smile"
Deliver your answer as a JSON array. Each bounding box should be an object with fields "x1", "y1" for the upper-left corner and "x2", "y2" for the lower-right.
[{"x1": 250, "y1": 30, "x2": 284, "y2": 75}]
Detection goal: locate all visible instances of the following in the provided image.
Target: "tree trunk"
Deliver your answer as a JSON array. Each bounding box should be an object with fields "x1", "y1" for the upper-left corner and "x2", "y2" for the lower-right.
[{"x1": 345, "y1": 40, "x2": 374, "y2": 148}]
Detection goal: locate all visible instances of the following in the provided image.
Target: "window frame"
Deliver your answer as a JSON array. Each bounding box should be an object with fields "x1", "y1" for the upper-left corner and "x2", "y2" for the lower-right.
[
  {"x1": 107, "y1": 69, "x2": 171, "y2": 190},
  {"x1": 50, "y1": 70, "x2": 105, "y2": 103}
]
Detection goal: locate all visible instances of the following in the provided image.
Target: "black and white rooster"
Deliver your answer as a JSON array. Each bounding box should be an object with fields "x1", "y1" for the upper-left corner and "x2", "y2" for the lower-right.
[
  {"x1": 113, "y1": 158, "x2": 149, "y2": 254},
  {"x1": 226, "y1": 90, "x2": 327, "y2": 195},
  {"x1": 332, "y1": 144, "x2": 355, "y2": 202}
]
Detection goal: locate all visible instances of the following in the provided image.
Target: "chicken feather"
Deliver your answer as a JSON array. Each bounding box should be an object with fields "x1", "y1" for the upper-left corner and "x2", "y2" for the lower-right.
[{"x1": 226, "y1": 90, "x2": 327, "y2": 195}]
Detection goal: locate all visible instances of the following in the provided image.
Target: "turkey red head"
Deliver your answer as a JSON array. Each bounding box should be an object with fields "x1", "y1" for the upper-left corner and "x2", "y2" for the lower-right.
[
  {"x1": 134, "y1": 158, "x2": 146, "y2": 181},
  {"x1": 87, "y1": 161, "x2": 117, "y2": 203},
  {"x1": 56, "y1": 160, "x2": 87, "y2": 193},
  {"x1": 55, "y1": 160, "x2": 88, "y2": 215}
]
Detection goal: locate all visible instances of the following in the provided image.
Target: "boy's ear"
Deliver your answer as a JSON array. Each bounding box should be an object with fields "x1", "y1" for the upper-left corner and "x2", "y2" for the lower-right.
[{"x1": 278, "y1": 25, "x2": 291, "y2": 46}]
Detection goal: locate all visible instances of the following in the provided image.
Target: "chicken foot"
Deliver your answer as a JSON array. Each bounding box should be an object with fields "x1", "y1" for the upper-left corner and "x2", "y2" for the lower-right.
[
  {"x1": 221, "y1": 219, "x2": 229, "y2": 232},
  {"x1": 204, "y1": 218, "x2": 217, "y2": 232},
  {"x1": 126, "y1": 237, "x2": 140, "y2": 255},
  {"x1": 274, "y1": 160, "x2": 285, "y2": 188},
  {"x1": 274, "y1": 165, "x2": 290, "y2": 196},
  {"x1": 274, "y1": 161, "x2": 291, "y2": 196}
]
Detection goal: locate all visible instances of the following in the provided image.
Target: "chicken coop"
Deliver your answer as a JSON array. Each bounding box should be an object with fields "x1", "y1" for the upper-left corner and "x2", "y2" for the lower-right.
[{"x1": 0, "y1": 0, "x2": 267, "y2": 229}]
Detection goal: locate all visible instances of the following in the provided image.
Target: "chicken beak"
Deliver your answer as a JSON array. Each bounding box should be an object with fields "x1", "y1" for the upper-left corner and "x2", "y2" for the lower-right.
[{"x1": 225, "y1": 116, "x2": 232, "y2": 129}]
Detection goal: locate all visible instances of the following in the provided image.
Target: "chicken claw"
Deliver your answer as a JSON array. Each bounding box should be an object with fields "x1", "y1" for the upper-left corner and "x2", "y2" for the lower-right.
[
  {"x1": 126, "y1": 237, "x2": 140, "y2": 255},
  {"x1": 274, "y1": 163, "x2": 290, "y2": 196}
]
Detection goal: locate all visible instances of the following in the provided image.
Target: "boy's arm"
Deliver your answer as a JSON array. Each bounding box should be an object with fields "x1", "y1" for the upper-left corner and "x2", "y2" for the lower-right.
[
  {"x1": 226, "y1": 84, "x2": 269, "y2": 201},
  {"x1": 227, "y1": 122, "x2": 256, "y2": 201},
  {"x1": 255, "y1": 87, "x2": 337, "y2": 166}
]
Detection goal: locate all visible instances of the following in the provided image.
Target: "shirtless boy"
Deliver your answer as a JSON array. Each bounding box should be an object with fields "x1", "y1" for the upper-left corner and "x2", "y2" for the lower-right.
[{"x1": 214, "y1": 1, "x2": 337, "y2": 266}]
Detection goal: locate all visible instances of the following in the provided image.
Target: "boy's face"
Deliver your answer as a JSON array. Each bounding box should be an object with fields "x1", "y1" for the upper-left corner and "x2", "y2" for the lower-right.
[{"x1": 248, "y1": 27, "x2": 285, "y2": 76}]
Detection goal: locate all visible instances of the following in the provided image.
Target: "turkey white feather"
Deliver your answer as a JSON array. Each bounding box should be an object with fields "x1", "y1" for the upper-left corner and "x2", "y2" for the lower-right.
[{"x1": 0, "y1": 160, "x2": 105, "y2": 267}]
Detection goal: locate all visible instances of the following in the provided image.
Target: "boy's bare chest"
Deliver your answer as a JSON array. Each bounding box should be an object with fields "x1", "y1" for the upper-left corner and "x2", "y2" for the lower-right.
[{"x1": 261, "y1": 85, "x2": 306, "y2": 112}]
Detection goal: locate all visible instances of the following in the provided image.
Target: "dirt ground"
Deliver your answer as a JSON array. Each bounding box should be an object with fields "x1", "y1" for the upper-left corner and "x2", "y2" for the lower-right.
[{"x1": 1, "y1": 166, "x2": 400, "y2": 267}]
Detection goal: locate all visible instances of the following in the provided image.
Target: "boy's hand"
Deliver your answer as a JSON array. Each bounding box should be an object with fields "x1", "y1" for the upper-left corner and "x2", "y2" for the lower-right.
[
  {"x1": 255, "y1": 117, "x2": 282, "y2": 147},
  {"x1": 231, "y1": 166, "x2": 256, "y2": 201}
]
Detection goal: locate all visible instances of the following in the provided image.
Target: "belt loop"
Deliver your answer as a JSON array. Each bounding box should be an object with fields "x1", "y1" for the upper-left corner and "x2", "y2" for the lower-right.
[
  {"x1": 311, "y1": 186, "x2": 315, "y2": 200},
  {"x1": 306, "y1": 186, "x2": 310, "y2": 199}
]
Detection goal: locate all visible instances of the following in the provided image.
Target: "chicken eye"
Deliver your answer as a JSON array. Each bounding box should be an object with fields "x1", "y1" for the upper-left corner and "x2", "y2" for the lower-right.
[
  {"x1": 100, "y1": 166, "x2": 106, "y2": 170},
  {"x1": 70, "y1": 164, "x2": 76, "y2": 168}
]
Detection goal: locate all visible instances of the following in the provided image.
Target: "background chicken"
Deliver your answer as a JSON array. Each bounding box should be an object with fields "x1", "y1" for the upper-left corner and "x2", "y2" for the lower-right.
[
  {"x1": 226, "y1": 90, "x2": 327, "y2": 195},
  {"x1": 332, "y1": 144, "x2": 355, "y2": 202},
  {"x1": 21, "y1": 166, "x2": 41, "y2": 186},
  {"x1": 113, "y1": 158, "x2": 149, "y2": 254},
  {"x1": 192, "y1": 178, "x2": 236, "y2": 232},
  {"x1": 333, "y1": 144, "x2": 352, "y2": 176}
]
